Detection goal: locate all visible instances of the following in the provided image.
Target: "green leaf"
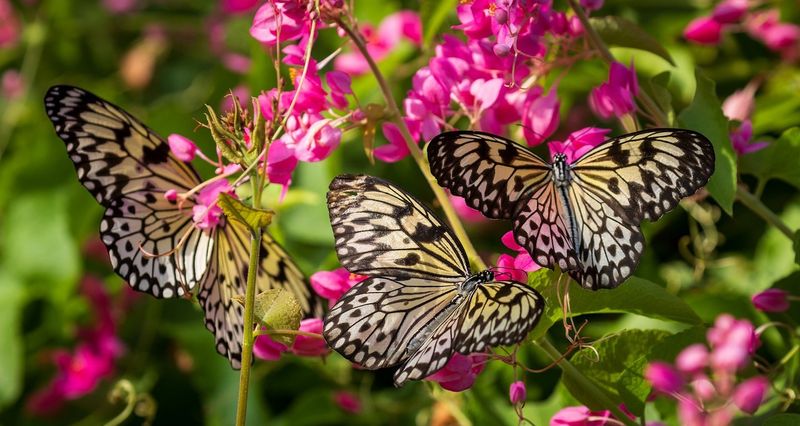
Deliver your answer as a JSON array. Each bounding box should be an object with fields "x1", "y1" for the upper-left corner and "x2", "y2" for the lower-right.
[
  {"x1": 218, "y1": 192, "x2": 274, "y2": 232},
  {"x1": 250, "y1": 289, "x2": 303, "y2": 345},
  {"x1": 565, "y1": 329, "x2": 670, "y2": 415},
  {"x1": 2, "y1": 191, "x2": 80, "y2": 290},
  {"x1": 590, "y1": 16, "x2": 675, "y2": 65},
  {"x1": 765, "y1": 414, "x2": 800, "y2": 426},
  {"x1": 740, "y1": 127, "x2": 800, "y2": 190},
  {"x1": 795, "y1": 231, "x2": 800, "y2": 266},
  {"x1": 642, "y1": 72, "x2": 673, "y2": 120},
  {"x1": 678, "y1": 70, "x2": 737, "y2": 215},
  {"x1": 0, "y1": 271, "x2": 24, "y2": 409},
  {"x1": 529, "y1": 270, "x2": 701, "y2": 340},
  {"x1": 421, "y1": 0, "x2": 458, "y2": 48}
]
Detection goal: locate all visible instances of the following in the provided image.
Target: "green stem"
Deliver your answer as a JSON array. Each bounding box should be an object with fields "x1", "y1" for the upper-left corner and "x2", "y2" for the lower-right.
[
  {"x1": 736, "y1": 186, "x2": 795, "y2": 240},
  {"x1": 334, "y1": 17, "x2": 486, "y2": 271},
  {"x1": 537, "y1": 337, "x2": 638, "y2": 426},
  {"x1": 234, "y1": 224, "x2": 263, "y2": 426},
  {"x1": 567, "y1": 0, "x2": 669, "y2": 128}
]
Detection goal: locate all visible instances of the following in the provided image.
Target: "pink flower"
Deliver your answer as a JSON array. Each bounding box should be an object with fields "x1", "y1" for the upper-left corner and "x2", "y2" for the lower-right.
[
  {"x1": 291, "y1": 318, "x2": 328, "y2": 356},
  {"x1": 645, "y1": 362, "x2": 684, "y2": 394},
  {"x1": 374, "y1": 122, "x2": 411, "y2": 163},
  {"x1": 290, "y1": 118, "x2": 342, "y2": 162},
  {"x1": 550, "y1": 406, "x2": 613, "y2": 425},
  {"x1": 449, "y1": 193, "x2": 486, "y2": 223},
  {"x1": 0, "y1": 0, "x2": 20, "y2": 48},
  {"x1": 334, "y1": 11, "x2": 421, "y2": 75},
  {"x1": 192, "y1": 179, "x2": 232, "y2": 230},
  {"x1": 722, "y1": 82, "x2": 758, "y2": 122},
  {"x1": 265, "y1": 139, "x2": 298, "y2": 200},
  {"x1": 522, "y1": 88, "x2": 560, "y2": 146},
  {"x1": 509, "y1": 380, "x2": 526, "y2": 404},
  {"x1": 589, "y1": 62, "x2": 638, "y2": 120},
  {"x1": 707, "y1": 314, "x2": 759, "y2": 372},
  {"x1": 253, "y1": 331, "x2": 288, "y2": 361},
  {"x1": 712, "y1": 0, "x2": 748, "y2": 24},
  {"x1": 222, "y1": 0, "x2": 259, "y2": 14},
  {"x1": 250, "y1": 0, "x2": 307, "y2": 46},
  {"x1": 690, "y1": 375, "x2": 717, "y2": 401},
  {"x1": 167, "y1": 134, "x2": 198, "y2": 162},
  {"x1": 730, "y1": 120, "x2": 769, "y2": 155},
  {"x1": 333, "y1": 391, "x2": 362, "y2": 413},
  {"x1": 500, "y1": 231, "x2": 540, "y2": 273},
  {"x1": 548, "y1": 127, "x2": 610, "y2": 163},
  {"x1": 2, "y1": 69, "x2": 23, "y2": 99},
  {"x1": 684, "y1": 16, "x2": 723, "y2": 45},
  {"x1": 425, "y1": 353, "x2": 486, "y2": 392},
  {"x1": 496, "y1": 254, "x2": 528, "y2": 283},
  {"x1": 101, "y1": 0, "x2": 137, "y2": 14},
  {"x1": 580, "y1": 0, "x2": 604, "y2": 12},
  {"x1": 326, "y1": 71, "x2": 352, "y2": 109},
  {"x1": 676, "y1": 344, "x2": 709, "y2": 374},
  {"x1": 732, "y1": 376, "x2": 769, "y2": 414},
  {"x1": 752, "y1": 288, "x2": 790, "y2": 312},
  {"x1": 310, "y1": 268, "x2": 366, "y2": 306}
]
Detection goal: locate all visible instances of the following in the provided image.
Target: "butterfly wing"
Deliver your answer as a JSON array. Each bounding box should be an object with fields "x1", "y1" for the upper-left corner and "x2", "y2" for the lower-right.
[
  {"x1": 198, "y1": 218, "x2": 322, "y2": 368},
  {"x1": 393, "y1": 281, "x2": 543, "y2": 385},
  {"x1": 323, "y1": 276, "x2": 459, "y2": 371},
  {"x1": 572, "y1": 129, "x2": 715, "y2": 223},
  {"x1": 327, "y1": 174, "x2": 470, "y2": 281},
  {"x1": 45, "y1": 85, "x2": 211, "y2": 298},
  {"x1": 427, "y1": 131, "x2": 551, "y2": 219}
]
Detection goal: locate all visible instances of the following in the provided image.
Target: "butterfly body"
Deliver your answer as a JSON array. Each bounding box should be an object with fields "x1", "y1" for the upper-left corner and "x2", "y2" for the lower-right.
[
  {"x1": 324, "y1": 174, "x2": 543, "y2": 386},
  {"x1": 428, "y1": 129, "x2": 715, "y2": 290},
  {"x1": 45, "y1": 85, "x2": 322, "y2": 367}
]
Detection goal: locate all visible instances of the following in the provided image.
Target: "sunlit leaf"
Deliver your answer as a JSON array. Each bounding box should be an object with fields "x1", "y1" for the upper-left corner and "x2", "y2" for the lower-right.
[
  {"x1": 740, "y1": 127, "x2": 800, "y2": 190},
  {"x1": 678, "y1": 70, "x2": 737, "y2": 215},
  {"x1": 218, "y1": 192, "x2": 274, "y2": 232},
  {"x1": 250, "y1": 288, "x2": 303, "y2": 345}
]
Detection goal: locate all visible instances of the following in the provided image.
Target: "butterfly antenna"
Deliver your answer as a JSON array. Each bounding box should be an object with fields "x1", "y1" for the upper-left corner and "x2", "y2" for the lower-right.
[{"x1": 489, "y1": 265, "x2": 527, "y2": 283}]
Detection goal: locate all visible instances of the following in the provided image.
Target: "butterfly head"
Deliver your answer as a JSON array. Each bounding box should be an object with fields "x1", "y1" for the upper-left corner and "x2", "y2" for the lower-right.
[{"x1": 551, "y1": 153, "x2": 572, "y2": 186}]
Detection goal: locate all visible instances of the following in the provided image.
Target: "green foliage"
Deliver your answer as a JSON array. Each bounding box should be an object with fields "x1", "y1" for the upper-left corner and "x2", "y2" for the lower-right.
[
  {"x1": 219, "y1": 192, "x2": 275, "y2": 232},
  {"x1": 591, "y1": 16, "x2": 675, "y2": 65},
  {"x1": 564, "y1": 329, "x2": 669, "y2": 415},
  {"x1": 0, "y1": 271, "x2": 23, "y2": 409},
  {"x1": 251, "y1": 289, "x2": 303, "y2": 346},
  {"x1": 678, "y1": 71, "x2": 738, "y2": 215},
  {"x1": 740, "y1": 127, "x2": 800, "y2": 190}
]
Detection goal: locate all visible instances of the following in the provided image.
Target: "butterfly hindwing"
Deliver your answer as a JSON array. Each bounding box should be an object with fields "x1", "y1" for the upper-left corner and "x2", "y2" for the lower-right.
[
  {"x1": 427, "y1": 131, "x2": 551, "y2": 219},
  {"x1": 393, "y1": 280, "x2": 543, "y2": 385},
  {"x1": 327, "y1": 174, "x2": 470, "y2": 281}
]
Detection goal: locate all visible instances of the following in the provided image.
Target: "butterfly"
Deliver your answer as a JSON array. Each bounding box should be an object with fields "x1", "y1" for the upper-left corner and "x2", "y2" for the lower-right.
[
  {"x1": 44, "y1": 85, "x2": 322, "y2": 368},
  {"x1": 323, "y1": 174, "x2": 544, "y2": 386},
  {"x1": 427, "y1": 129, "x2": 715, "y2": 290}
]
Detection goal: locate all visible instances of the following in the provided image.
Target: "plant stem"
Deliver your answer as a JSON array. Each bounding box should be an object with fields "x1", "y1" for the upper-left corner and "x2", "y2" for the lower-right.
[
  {"x1": 537, "y1": 337, "x2": 638, "y2": 426},
  {"x1": 334, "y1": 17, "x2": 486, "y2": 271},
  {"x1": 736, "y1": 185, "x2": 795, "y2": 240},
  {"x1": 567, "y1": 0, "x2": 669, "y2": 128},
  {"x1": 235, "y1": 176, "x2": 265, "y2": 426}
]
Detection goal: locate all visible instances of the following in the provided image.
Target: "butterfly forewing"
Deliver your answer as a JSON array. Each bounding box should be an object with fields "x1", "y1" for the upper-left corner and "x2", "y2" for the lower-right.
[
  {"x1": 573, "y1": 129, "x2": 715, "y2": 223},
  {"x1": 327, "y1": 174, "x2": 470, "y2": 281},
  {"x1": 428, "y1": 131, "x2": 551, "y2": 219}
]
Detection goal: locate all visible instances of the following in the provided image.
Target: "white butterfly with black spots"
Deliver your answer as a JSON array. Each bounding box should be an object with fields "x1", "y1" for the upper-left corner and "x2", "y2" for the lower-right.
[
  {"x1": 323, "y1": 174, "x2": 544, "y2": 386},
  {"x1": 427, "y1": 129, "x2": 715, "y2": 290},
  {"x1": 45, "y1": 85, "x2": 322, "y2": 368}
]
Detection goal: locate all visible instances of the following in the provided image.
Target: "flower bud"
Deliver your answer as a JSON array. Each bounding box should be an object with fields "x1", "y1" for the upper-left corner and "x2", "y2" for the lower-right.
[
  {"x1": 509, "y1": 381, "x2": 526, "y2": 404},
  {"x1": 645, "y1": 362, "x2": 684, "y2": 394},
  {"x1": 167, "y1": 134, "x2": 197, "y2": 162},
  {"x1": 676, "y1": 344, "x2": 709, "y2": 374},
  {"x1": 732, "y1": 376, "x2": 769, "y2": 414},
  {"x1": 752, "y1": 288, "x2": 790, "y2": 312}
]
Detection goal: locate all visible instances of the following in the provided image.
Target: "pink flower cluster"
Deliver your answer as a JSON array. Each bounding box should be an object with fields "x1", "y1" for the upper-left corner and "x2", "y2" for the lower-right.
[
  {"x1": 386, "y1": 0, "x2": 580, "y2": 157},
  {"x1": 0, "y1": 0, "x2": 21, "y2": 49},
  {"x1": 498, "y1": 230, "x2": 541, "y2": 283},
  {"x1": 27, "y1": 276, "x2": 126, "y2": 415},
  {"x1": 424, "y1": 353, "x2": 487, "y2": 392},
  {"x1": 334, "y1": 11, "x2": 422, "y2": 75},
  {"x1": 645, "y1": 314, "x2": 768, "y2": 425},
  {"x1": 588, "y1": 62, "x2": 638, "y2": 120},
  {"x1": 685, "y1": 1, "x2": 800, "y2": 60}
]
